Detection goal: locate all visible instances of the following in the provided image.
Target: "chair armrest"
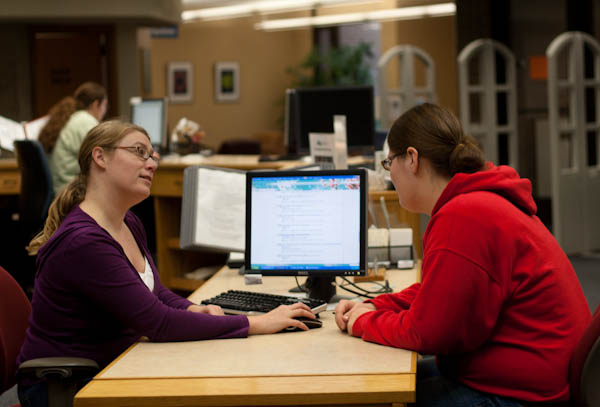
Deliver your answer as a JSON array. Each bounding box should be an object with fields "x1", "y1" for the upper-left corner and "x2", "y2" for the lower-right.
[
  {"x1": 17, "y1": 357, "x2": 99, "y2": 380},
  {"x1": 17, "y1": 358, "x2": 99, "y2": 407}
]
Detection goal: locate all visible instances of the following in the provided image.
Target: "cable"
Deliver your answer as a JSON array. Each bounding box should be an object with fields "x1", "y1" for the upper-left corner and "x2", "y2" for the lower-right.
[
  {"x1": 336, "y1": 284, "x2": 377, "y2": 299},
  {"x1": 335, "y1": 276, "x2": 393, "y2": 299},
  {"x1": 340, "y1": 276, "x2": 392, "y2": 294},
  {"x1": 294, "y1": 276, "x2": 307, "y2": 292}
]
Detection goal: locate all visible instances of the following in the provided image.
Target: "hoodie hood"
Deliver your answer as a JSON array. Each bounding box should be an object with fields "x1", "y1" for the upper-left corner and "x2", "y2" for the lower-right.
[{"x1": 432, "y1": 163, "x2": 537, "y2": 217}]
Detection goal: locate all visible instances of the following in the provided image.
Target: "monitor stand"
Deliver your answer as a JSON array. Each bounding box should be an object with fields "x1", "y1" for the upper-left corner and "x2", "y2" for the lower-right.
[
  {"x1": 288, "y1": 282, "x2": 306, "y2": 293},
  {"x1": 305, "y1": 276, "x2": 336, "y2": 303},
  {"x1": 289, "y1": 276, "x2": 354, "y2": 303}
]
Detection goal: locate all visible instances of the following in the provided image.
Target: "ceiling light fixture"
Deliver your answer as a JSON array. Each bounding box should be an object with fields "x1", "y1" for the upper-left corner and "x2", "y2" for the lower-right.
[
  {"x1": 181, "y1": 0, "x2": 383, "y2": 22},
  {"x1": 254, "y1": 2, "x2": 456, "y2": 31}
]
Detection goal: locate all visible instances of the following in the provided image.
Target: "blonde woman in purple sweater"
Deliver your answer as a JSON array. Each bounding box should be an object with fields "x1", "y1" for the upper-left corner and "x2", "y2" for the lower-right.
[{"x1": 17, "y1": 120, "x2": 315, "y2": 406}]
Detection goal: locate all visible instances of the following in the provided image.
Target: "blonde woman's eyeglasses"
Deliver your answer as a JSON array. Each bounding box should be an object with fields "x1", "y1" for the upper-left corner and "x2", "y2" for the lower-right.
[{"x1": 114, "y1": 145, "x2": 160, "y2": 163}]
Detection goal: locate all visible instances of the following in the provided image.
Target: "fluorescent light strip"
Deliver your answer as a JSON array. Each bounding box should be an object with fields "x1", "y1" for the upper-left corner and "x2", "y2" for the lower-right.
[
  {"x1": 255, "y1": 3, "x2": 456, "y2": 31},
  {"x1": 182, "y1": 0, "x2": 382, "y2": 21}
]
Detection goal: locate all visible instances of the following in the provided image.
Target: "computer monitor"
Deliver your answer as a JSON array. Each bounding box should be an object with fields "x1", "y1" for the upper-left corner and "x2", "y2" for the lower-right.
[
  {"x1": 286, "y1": 86, "x2": 375, "y2": 156},
  {"x1": 283, "y1": 88, "x2": 297, "y2": 155},
  {"x1": 245, "y1": 169, "x2": 368, "y2": 302},
  {"x1": 130, "y1": 97, "x2": 168, "y2": 152}
]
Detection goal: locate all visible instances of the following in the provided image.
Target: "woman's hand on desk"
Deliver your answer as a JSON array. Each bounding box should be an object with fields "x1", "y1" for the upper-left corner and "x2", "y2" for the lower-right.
[
  {"x1": 334, "y1": 300, "x2": 376, "y2": 335},
  {"x1": 247, "y1": 303, "x2": 315, "y2": 334},
  {"x1": 187, "y1": 304, "x2": 225, "y2": 316}
]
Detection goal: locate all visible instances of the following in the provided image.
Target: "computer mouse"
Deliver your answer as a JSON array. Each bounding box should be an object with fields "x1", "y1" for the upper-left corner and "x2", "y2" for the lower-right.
[{"x1": 284, "y1": 317, "x2": 322, "y2": 332}]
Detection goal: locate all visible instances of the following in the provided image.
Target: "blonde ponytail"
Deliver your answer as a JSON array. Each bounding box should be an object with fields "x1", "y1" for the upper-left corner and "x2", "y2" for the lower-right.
[{"x1": 27, "y1": 176, "x2": 87, "y2": 255}]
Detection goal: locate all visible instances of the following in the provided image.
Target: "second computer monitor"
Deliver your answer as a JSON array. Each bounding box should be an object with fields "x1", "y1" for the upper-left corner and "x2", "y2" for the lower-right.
[
  {"x1": 245, "y1": 169, "x2": 368, "y2": 302},
  {"x1": 130, "y1": 97, "x2": 168, "y2": 152},
  {"x1": 287, "y1": 86, "x2": 375, "y2": 156}
]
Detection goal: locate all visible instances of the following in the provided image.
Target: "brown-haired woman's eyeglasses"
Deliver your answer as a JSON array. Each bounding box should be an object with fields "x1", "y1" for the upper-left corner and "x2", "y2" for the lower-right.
[{"x1": 381, "y1": 153, "x2": 402, "y2": 171}]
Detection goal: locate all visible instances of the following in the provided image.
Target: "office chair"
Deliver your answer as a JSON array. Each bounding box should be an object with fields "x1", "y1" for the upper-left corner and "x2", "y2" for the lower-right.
[
  {"x1": 13, "y1": 140, "x2": 54, "y2": 295},
  {"x1": 217, "y1": 139, "x2": 261, "y2": 154},
  {"x1": 0, "y1": 265, "x2": 98, "y2": 407},
  {"x1": 569, "y1": 304, "x2": 600, "y2": 406},
  {"x1": 13, "y1": 140, "x2": 54, "y2": 244}
]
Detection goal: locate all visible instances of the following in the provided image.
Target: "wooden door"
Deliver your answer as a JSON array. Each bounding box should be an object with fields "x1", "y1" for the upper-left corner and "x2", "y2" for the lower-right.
[{"x1": 30, "y1": 26, "x2": 115, "y2": 118}]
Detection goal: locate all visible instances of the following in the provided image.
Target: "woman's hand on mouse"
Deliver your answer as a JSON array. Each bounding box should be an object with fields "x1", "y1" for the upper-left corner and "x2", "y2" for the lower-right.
[{"x1": 247, "y1": 302, "x2": 315, "y2": 334}]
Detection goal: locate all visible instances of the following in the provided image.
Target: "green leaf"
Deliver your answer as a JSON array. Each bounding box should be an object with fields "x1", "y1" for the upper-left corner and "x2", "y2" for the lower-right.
[{"x1": 287, "y1": 42, "x2": 373, "y2": 88}]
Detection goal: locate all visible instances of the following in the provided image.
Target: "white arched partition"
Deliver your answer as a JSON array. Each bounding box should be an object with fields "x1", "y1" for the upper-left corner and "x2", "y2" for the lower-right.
[
  {"x1": 458, "y1": 38, "x2": 518, "y2": 168},
  {"x1": 377, "y1": 45, "x2": 436, "y2": 130},
  {"x1": 547, "y1": 31, "x2": 600, "y2": 254}
]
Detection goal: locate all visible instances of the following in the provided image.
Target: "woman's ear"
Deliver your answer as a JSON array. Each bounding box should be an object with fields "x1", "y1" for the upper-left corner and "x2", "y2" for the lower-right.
[
  {"x1": 91, "y1": 146, "x2": 107, "y2": 169},
  {"x1": 88, "y1": 99, "x2": 100, "y2": 114},
  {"x1": 88, "y1": 99, "x2": 103, "y2": 120},
  {"x1": 406, "y1": 147, "x2": 419, "y2": 174}
]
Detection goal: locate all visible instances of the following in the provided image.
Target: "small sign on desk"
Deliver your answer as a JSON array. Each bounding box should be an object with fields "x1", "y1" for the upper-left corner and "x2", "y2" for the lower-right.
[{"x1": 354, "y1": 266, "x2": 386, "y2": 282}]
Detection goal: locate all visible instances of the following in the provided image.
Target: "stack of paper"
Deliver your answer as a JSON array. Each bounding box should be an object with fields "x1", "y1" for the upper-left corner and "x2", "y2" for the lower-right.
[
  {"x1": 180, "y1": 166, "x2": 246, "y2": 252},
  {"x1": 23, "y1": 116, "x2": 49, "y2": 140},
  {"x1": 0, "y1": 116, "x2": 26, "y2": 151}
]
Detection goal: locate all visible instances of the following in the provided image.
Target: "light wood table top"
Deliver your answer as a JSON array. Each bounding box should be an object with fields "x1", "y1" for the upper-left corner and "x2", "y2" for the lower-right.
[{"x1": 74, "y1": 266, "x2": 419, "y2": 407}]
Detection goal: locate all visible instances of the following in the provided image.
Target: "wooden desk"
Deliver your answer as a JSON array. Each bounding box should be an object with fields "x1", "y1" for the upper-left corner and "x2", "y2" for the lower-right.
[
  {"x1": 0, "y1": 159, "x2": 20, "y2": 195},
  {"x1": 151, "y1": 156, "x2": 421, "y2": 292},
  {"x1": 75, "y1": 266, "x2": 419, "y2": 407}
]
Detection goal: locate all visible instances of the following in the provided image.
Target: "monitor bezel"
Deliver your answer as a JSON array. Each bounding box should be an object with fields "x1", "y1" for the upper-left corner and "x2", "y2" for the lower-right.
[
  {"x1": 130, "y1": 97, "x2": 169, "y2": 152},
  {"x1": 292, "y1": 85, "x2": 375, "y2": 156},
  {"x1": 245, "y1": 168, "x2": 368, "y2": 277}
]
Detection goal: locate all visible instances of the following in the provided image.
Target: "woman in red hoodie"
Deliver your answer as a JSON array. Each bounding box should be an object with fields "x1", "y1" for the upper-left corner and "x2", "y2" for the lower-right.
[{"x1": 335, "y1": 103, "x2": 590, "y2": 406}]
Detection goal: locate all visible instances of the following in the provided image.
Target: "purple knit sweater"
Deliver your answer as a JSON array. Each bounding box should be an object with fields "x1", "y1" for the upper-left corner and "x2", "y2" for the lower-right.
[{"x1": 17, "y1": 206, "x2": 249, "y2": 368}]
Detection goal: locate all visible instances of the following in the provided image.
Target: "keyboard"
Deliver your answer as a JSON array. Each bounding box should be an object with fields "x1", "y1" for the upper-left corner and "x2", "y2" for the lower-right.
[{"x1": 201, "y1": 290, "x2": 328, "y2": 315}]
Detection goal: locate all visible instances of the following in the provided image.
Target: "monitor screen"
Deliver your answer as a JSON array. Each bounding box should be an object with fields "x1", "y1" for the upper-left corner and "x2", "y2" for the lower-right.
[
  {"x1": 245, "y1": 169, "x2": 368, "y2": 301},
  {"x1": 130, "y1": 97, "x2": 168, "y2": 151},
  {"x1": 290, "y1": 86, "x2": 375, "y2": 155}
]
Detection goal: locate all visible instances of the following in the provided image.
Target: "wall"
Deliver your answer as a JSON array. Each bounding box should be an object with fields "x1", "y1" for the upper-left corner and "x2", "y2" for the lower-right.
[
  {"x1": 148, "y1": 19, "x2": 313, "y2": 150},
  {"x1": 0, "y1": 24, "x2": 32, "y2": 122},
  {"x1": 148, "y1": 11, "x2": 457, "y2": 150},
  {"x1": 115, "y1": 24, "x2": 140, "y2": 118},
  {"x1": 395, "y1": 16, "x2": 458, "y2": 113}
]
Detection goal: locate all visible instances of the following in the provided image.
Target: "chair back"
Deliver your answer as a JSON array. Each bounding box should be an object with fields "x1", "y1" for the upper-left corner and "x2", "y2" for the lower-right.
[
  {"x1": 0, "y1": 265, "x2": 32, "y2": 393},
  {"x1": 218, "y1": 139, "x2": 261, "y2": 155},
  {"x1": 14, "y1": 139, "x2": 54, "y2": 242},
  {"x1": 570, "y1": 304, "x2": 600, "y2": 406}
]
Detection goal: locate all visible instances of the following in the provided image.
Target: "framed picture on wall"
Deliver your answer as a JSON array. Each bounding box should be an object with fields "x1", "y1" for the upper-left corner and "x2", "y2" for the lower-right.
[
  {"x1": 214, "y1": 61, "x2": 240, "y2": 102},
  {"x1": 167, "y1": 61, "x2": 193, "y2": 103}
]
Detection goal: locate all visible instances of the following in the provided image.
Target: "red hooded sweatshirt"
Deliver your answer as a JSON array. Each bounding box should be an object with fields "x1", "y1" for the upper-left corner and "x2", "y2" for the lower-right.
[{"x1": 352, "y1": 164, "x2": 591, "y2": 403}]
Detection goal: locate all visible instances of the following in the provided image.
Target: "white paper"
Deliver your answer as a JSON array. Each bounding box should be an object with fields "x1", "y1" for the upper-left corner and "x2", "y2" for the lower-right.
[
  {"x1": 0, "y1": 116, "x2": 26, "y2": 151},
  {"x1": 23, "y1": 115, "x2": 49, "y2": 140},
  {"x1": 309, "y1": 132, "x2": 336, "y2": 170},
  {"x1": 333, "y1": 115, "x2": 348, "y2": 169},
  {"x1": 308, "y1": 115, "x2": 349, "y2": 170},
  {"x1": 193, "y1": 168, "x2": 245, "y2": 252}
]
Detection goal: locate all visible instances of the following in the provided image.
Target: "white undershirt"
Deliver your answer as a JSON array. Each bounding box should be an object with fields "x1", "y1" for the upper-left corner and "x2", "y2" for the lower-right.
[{"x1": 139, "y1": 257, "x2": 154, "y2": 292}]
